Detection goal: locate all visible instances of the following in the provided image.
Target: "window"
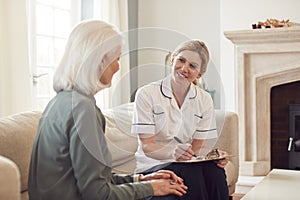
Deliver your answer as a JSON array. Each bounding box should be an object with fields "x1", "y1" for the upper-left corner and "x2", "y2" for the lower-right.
[
  {"x1": 28, "y1": 0, "x2": 80, "y2": 110},
  {"x1": 28, "y1": 0, "x2": 126, "y2": 111}
]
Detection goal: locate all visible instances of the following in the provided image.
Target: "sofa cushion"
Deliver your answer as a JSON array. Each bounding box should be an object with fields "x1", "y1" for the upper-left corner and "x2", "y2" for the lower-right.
[
  {"x1": 0, "y1": 111, "x2": 41, "y2": 193},
  {"x1": 103, "y1": 103, "x2": 138, "y2": 173},
  {"x1": 215, "y1": 110, "x2": 239, "y2": 195}
]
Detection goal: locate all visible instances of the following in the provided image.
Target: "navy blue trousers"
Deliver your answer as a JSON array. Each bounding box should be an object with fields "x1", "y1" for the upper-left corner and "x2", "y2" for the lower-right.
[{"x1": 142, "y1": 161, "x2": 229, "y2": 200}]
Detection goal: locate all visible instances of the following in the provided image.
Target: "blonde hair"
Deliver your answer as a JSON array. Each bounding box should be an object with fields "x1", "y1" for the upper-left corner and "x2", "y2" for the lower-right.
[
  {"x1": 172, "y1": 40, "x2": 210, "y2": 75},
  {"x1": 53, "y1": 20, "x2": 122, "y2": 95}
]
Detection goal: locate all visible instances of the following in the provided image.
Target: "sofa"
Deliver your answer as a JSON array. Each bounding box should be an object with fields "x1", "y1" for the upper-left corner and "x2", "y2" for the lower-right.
[{"x1": 0, "y1": 102, "x2": 239, "y2": 200}]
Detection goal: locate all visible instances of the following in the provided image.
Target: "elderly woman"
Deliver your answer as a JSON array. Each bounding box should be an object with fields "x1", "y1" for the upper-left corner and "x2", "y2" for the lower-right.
[{"x1": 28, "y1": 20, "x2": 187, "y2": 200}]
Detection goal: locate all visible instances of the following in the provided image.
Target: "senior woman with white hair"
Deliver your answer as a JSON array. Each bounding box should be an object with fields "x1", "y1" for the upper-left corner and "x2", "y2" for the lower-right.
[{"x1": 28, "y1": 20, "x2": 187, "y2": 200}]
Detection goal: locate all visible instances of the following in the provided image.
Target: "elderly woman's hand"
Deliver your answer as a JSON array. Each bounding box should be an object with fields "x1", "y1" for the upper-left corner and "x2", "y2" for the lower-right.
[
  {"x1": 141, "y1": 170, "x2": 188, "y2": 197},
  {"x1": 149, "y1": 178, "x2": 188, "y2": 197},
  {"x1": 140, "y1": 170, "x2": 182, "y2": 184},
  {"x1": 216, "y1": 150, "x2": 229, "y2": 168}
]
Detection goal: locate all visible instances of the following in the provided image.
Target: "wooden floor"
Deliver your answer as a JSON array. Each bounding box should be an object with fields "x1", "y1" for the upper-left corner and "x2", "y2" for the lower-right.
[{"x1": 232, "y1": 193, "x2": 245, "y2": 200}]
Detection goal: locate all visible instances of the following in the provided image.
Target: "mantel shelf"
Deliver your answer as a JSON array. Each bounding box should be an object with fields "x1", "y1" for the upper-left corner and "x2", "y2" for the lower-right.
[{"x1": 224, "y1": 27, "x2": 300, "y2": 44}]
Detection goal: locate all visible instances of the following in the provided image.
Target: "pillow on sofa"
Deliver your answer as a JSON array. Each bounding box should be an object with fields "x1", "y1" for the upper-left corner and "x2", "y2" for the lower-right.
[{"x1": 103, "y1": 103, "x2": 138, "y2": 173}]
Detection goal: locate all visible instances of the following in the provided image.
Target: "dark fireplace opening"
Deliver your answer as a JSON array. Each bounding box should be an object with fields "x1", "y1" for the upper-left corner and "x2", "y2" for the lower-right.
[
  {"x1": 271, "y1": 81, "x2": 300, "y2": 170},
  {"x1": 288, "y1": 105, "x2": 300, "y2": 169}
]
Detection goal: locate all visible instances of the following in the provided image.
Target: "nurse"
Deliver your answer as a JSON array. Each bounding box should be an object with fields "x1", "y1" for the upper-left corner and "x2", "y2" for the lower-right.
[{"x1": 132, "y1": 40, "x2": 229, "y2": 200}]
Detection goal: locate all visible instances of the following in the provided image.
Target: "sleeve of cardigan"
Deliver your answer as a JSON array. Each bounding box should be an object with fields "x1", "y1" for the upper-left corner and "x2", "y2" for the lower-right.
[{"x1": 111, "y1": 173, "x2": 134, "y2": 183}]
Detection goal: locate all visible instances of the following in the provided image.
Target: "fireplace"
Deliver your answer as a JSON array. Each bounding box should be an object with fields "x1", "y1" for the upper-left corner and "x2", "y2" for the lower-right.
[{"x1": 225, "y1": 27, "x2": 300, "y2": 175}]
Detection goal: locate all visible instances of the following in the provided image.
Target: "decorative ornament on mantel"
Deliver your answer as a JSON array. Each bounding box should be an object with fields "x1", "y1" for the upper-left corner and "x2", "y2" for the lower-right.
[{"x1": 252, "y1": 18, "x2": 300, "y2": 29}]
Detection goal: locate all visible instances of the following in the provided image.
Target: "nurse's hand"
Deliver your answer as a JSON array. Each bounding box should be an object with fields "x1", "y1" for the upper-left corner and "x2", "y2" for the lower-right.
[
  {"x1": 173, "y1": 143, "x2": 195, "y2": 161},
  {"x1": 215, "y1": 150, "x2": 229, "y2": 168}
]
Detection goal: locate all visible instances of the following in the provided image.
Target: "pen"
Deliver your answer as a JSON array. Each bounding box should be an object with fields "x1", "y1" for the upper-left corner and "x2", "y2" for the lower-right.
[
  {"x1": 174, "y1": 136, "x2": 197, "y2": 158},
  {"x1": 174, "y1": 136, "x2": 184, "y2": 144}
]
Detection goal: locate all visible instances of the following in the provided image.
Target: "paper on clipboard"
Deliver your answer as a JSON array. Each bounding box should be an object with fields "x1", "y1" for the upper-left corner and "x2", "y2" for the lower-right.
[
  {"x1": 174, "y1": 156, "x2": 226, "y2": 163},
  {"x1": 174, "y1": 148, "x2": 232, "y2": 163}
]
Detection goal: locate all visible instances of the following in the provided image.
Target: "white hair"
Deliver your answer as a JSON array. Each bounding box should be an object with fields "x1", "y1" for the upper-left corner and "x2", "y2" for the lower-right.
[{"x1": 53, "y1": 20, "x2": 122, "y2": 95}]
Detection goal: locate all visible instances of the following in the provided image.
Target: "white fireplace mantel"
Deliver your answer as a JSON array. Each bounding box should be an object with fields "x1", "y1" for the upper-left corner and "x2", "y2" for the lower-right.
[
  {"x1": 224, "y1": 27, "x2": 300, "y2": 176},
  {"x1": 225, "y1": 27, "x2": 300, "y2": 44}
]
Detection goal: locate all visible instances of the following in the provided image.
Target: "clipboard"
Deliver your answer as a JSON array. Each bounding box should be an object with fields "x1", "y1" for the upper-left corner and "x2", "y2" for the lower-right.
[{"x1": 174, "y1": 156, "x2": 227, "y2": 163}]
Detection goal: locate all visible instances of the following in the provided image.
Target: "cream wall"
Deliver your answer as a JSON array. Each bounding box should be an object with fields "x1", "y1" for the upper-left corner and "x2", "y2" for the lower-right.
[
  {"x1": 137, "y1": 0, "x2": 300, "y2": 111},
  {"x1": 137, "y1": 0, "x2": 222, "y2": 108}
]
